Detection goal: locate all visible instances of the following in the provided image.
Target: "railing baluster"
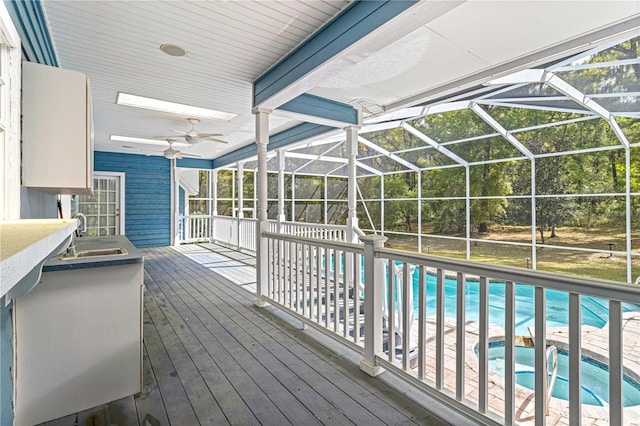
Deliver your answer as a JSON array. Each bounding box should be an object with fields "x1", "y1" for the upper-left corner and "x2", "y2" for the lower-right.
[
  {"x1": 505, "y1": 281, "x2": 515, "y2": 426},
  {"x1": 402, "y1": 262, "x2": 410, "y2": 371},
  {"x1": 325, "y1": 248, "x2": 331, "y2": 328},
  {"x1": 478, "y1": 276, "x2": 488, "y2": 413},
  {"x1": 569, "y1": 292, "x2": 582, "y2": 426},
  {"x1": 268, "y1": 237, "x2": 273, "y2": 297},
  {"x1": 456, "y1": 272, "x2": 465, "y2": 400},
  {"x1": 334, "y1": 250, "x2": 340, "y2": 333},
  {"x1": 609, "y1": 300, "x2": 623, "y2": 426},
  {"x1": 436, "y1": 268, "x2": 445, "y2": 390},
  {"x1": 354, "y1": 254, "x2": 361, "y2": 344},
  {"x1": 316, "y1": 246, "x2": 321, "y2": 323},
  {"x1": 343, "y1": 252, "x2": 349, "y2": 338},
  {"x1": 534, "y1": 286, "x2": 547, "y2": 425},
  {"x1": 388, "y1": 259, "x2": 395, "y2": 363},
  {"x1": 301, "y1": 244, "x2": 306, "y2": 316},
  {"x1": 418, "y1": 265, "x2": 426, "y2": 380}
]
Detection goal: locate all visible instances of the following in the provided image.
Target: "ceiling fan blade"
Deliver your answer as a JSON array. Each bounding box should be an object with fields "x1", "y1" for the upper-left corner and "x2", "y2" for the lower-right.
[
  {"x1": 197, "y1": 132, "x2": 224, "y2": 138},
  {"x1": 180, "y1": 153, "x2": 202, "y2": 158},
  {"x1": 206, "y1": 137, "x2": 229, "y2": 144}
]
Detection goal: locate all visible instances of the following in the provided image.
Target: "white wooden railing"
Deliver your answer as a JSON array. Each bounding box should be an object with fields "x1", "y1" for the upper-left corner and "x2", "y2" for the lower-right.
[
  {"x1": 179, "y1": 214, "x2": 212, "y2": 243},
  {"x1": 262, "y1": 231, "x2": 640, "y2": 426},
  {"x1": 211, "y1": 216, "x2": 258, "y2": 252},
  {"x1": 269, "y1": 220, "x2": 347, "y2": 242},
  {"x1": 179, "y1": 214, "x2": 348, "y2": 251}
]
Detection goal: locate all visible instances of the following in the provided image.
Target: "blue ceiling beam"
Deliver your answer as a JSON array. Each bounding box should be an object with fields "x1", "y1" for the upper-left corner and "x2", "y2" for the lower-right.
[
  {"x1": 253, "y1": 0, "x2": 418, "y2": 109},
  {"x1": 5, "y1": 0, "x2": 58, "y2": 66},
  {"x1": 278, "y1": 93, "x2": 358, "y2": 127},
  {"x1": 212, "y1": 122, "x2": 334, "y2": 169}
]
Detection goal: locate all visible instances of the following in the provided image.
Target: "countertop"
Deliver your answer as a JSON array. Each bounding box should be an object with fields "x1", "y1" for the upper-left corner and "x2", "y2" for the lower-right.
[
  {"x1": 0, "y1": 219, "x2": 77, "y2": 298},
  {"x1": 43, "y1": 235, "x2": 144, "y2": 272}
]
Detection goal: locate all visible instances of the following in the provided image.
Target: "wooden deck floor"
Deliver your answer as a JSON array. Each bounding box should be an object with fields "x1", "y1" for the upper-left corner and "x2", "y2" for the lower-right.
[{"x1": 42, "y1": 245, "x2": 450, "y2": 426}]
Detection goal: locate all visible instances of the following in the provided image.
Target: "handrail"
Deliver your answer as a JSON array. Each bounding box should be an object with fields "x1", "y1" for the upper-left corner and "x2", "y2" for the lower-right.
[
  {"x1": 377, "y1": 247, "x2": 640, "y2": 302},
  {"x1": 261, "y1": 231, "x2": 363, "y2": 254}
]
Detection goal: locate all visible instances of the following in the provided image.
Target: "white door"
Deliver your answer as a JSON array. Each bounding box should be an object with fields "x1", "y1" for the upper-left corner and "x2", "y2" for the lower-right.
[{"x1": 77, "y1": 172, "x2": 124, "y2": 236}]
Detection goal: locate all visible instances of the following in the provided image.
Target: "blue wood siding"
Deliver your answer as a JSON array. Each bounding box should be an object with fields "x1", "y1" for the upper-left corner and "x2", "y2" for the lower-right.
[{"x1": 95, "y1": 151, "x2": 171, "y2": 247}]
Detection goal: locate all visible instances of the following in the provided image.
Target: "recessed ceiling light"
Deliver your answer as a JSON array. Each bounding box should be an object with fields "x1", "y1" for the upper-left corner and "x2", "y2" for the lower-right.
[
  {"x1": 110, "y1": 134, "x2": 189, "y2": 147},
  {"x1": 116, "y1": 92, "x2": 237, "y2": 121},
  {"x1": 160, "y1": 43, "x2": 187, "y2": 57}
]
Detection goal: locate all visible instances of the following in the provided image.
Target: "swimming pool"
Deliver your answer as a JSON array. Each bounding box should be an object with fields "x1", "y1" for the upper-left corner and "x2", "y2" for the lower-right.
[
  {"x1": 481, "y1": 342, "x2": 640, "y2": 407},
  {"x1": 406, "y1": 269, "x2": 638, "y2": 334}
]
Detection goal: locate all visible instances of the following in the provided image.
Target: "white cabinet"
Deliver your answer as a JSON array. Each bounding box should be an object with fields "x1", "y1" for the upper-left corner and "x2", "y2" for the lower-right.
[
  {"x1": 21, "y1": 61, "x2": 93, "y2": 194},
  {"x1": 14, "y1": 262, "x2": 143, "y2": 425}
]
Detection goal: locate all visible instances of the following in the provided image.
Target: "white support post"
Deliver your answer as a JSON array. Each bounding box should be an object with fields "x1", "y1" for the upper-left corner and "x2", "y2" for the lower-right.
[
  {"x1": 291, "y1": 172, "x2": 296, "y2": 222},
  {"x1": 465, "y1": 165, "x2": 471, "y2": 260},
  {"x1": 360, "y1": 235, "x2": 387, "y2": 377},
  {"x1": 171, "y1": 159, "x2": 179, "y2": 246},
  {"x1": 345, "y1": 125, "x2": 360, "y2": 243},
  {"x1": 417, "y1": 171, "x2": 422, "y2": 253},
  {"x1": 237, "y1": 162, "x2": 244, "y2": 219},
  {"x1": 277, "y1": 150, "x2": 286, "y2": 228},
  {"x1": 231, "y1": 169, "x2": 236, "y2": 218},
  {"x1": 625, "y1": 148, "x2": 632, "y2": 283},
  {"x1": 211, "y1": 170, "x2": 218, "y2": 242},
  {"x1": 345, "y1": 126, "x2": 359, "y2": 287},
  {"x1": 531, "y1": 158, "x2": 537, "y2": 269},
  {"x1": 254, "y1": 107, "x2": 271, "y2": 307}
]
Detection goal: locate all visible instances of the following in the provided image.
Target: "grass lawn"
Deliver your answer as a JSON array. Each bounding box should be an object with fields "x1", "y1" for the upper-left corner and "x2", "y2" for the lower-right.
[{"x1": 383, "y1": 225, "x2": 639, "y2": 283}]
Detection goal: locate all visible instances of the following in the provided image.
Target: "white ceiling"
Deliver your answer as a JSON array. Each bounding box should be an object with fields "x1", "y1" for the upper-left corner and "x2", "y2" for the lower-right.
[{"x1": 42, "y1": 0, "x2": 640, "y2": 161}]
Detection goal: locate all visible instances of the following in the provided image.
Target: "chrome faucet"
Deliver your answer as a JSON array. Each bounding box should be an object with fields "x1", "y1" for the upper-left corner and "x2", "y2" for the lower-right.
[{"x1": 73, "y1": 212, "x2": 87, "y2": 237}]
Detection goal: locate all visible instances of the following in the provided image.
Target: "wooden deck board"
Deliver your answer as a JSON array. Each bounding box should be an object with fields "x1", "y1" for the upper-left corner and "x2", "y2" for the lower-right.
[{"x1": 39, "y1": 244, "x2": 449, "y2": 426}]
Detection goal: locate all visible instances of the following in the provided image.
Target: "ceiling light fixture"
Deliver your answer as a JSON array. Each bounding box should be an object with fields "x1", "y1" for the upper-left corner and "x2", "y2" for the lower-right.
[
  {"x1": 160, "y1": 43, "x2": 187, "y2": 57},
  {"x1": 116, "y1": 93, "x2": 237, "y2": 121}
]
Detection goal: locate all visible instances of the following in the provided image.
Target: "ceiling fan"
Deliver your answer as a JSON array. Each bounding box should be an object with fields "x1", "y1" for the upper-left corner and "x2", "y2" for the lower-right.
[
  {"x1": 161, "y1": 139, "x2": 201, "y2": 160},
  {"x1": 156, "y1": 118, "x2": 228, "y2": 145}
]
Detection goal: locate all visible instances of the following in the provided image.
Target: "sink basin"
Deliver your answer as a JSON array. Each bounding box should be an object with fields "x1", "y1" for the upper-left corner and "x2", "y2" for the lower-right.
[{"x1": 59, "y1": 248, "x2": 128, "y2": 259}]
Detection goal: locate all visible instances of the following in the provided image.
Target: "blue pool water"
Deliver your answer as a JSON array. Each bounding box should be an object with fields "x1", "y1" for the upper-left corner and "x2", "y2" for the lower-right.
[
  {"x1": 404, "y1": 269, "x2": 634, "y2": 335},
  {"x1": 483, "y1": 342, "x2": 640, "y2": 407}
]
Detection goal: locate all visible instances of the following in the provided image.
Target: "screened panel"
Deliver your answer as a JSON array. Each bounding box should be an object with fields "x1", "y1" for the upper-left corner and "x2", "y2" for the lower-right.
[
  {"x1": 421, "y1": 168, "x2": 465, "y2": 198},
  {"x1": 446, "y1": 135, "x2": 524, "y2": 162},
  {"x1": 326, "y1": 202, "x2": 348, "y2": 225},
  {"x1": 556, "y1": 64, "x2": 640, "y2": 95},
  {"x1": 408, "y1": 109, "x2": 495, "y2": 143},
  {"x1": 483, "y1": 83, "x2": 564, "y2": 100},
  {"x1": 294, "y1": 201, "x2": 323, "y2": 223},
  {"x1": 296, "y1": 159, "x2": 348, "y2": 175},
  {"x1": 421, "y1": 237, "x2": 466, "y2": 259},
  {"x1": 479, "y1": 105, "x2": 591, "y2": 131},
  {"x1": 326, "y1": 177, "x2": 347, "y2": 200},
  {"x1": 358, "y1": 154, "x2": 412, "y2": 174},
  {"x1": 242, "y1": 171, "x2": 254, "y2": 199},
  {"x1": 384, "y1": 200, "x2": 419, "y2": 232},
  {"x1": 357, "y1": 176, "x2": 381, "y2": 199},
  {"x1": 518, "y1": 118, "x2": 620, "y2": 154},
  {"x1": 421, "y1": 200, "x2": 466, "y2": 236},
  {"x1": 294, "y1": 175, "x2": 324, "y2": 199},
  {"x1": 384, "y1": 172, "x2": 417, "y2": 199},
  {"x1": 469, "y1": 162, "x2": 513, "y2": 197},
  {"x1": 216, "y1": 170, "x2": 234, "y2": 198},
  {"x1": 470, "y1": 241, "x2": 533, "y2": 268},
  {"x1": 216, "y1": 201, "x2": 233, "y2": 216},
  {"x1": 289, "y1": 140, "x2": 345, "y2": 156},
  {"x1": 535, "y1": 151, "x2": 625, "y2": 195},
  {"x1": 497, "y1": 198, "x2": 533, "y2": 239},
  {"x1": 357, "y1": 200, "x2": 381, "y2": 231},
  {"x1": 633, "y1": 146, "x2": 640, "y2": 193},
  {"x1": 536, "y1": 247, "x2": 627, "y2": 282},
  {"x1": 592, "y1": 96, "x2": 640, "y2": 113},
  {"x1": 470, "y1": 199, "x2": 508, "y2": 232},
  {"x1": 395, "y1": 147, "x2": 457, "y2": 167},
  {"x1": 266, "y1": 173, "x2": 292, "y2": 199},
  {"x1": 360, "y1": 128, "x2": 427, "y2": 152}
]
